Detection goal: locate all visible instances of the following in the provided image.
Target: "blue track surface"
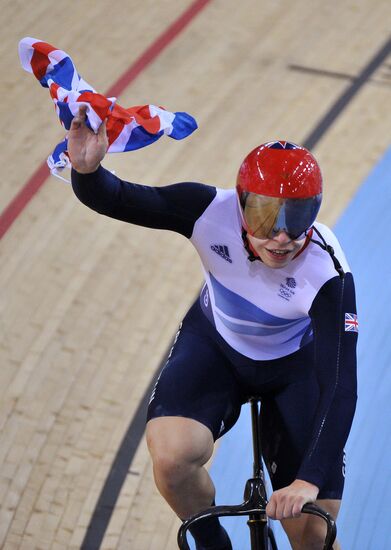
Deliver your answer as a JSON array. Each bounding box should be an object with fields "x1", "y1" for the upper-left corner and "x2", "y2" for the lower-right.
[{"x1": 207, "y1": 146, "x2": 391, "y2": 550}]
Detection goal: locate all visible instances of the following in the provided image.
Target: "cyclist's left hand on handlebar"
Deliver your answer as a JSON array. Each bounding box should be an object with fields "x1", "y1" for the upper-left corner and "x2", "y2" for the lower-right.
[{"x1": 266, "y1": 479, "x2": 319, "y2": 520}]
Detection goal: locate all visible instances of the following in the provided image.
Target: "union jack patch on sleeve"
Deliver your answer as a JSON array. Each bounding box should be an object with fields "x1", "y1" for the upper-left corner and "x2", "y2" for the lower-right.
[{"x1": 345, "y1": 313, "x2": 358, "y2": 332}]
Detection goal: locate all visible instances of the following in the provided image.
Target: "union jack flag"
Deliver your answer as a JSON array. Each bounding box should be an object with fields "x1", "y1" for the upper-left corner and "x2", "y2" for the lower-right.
[
  {"x1": 18, "y1": 37, "x2": 197, "y2": 181},
  {"x1": 265, "y1": 141, "x2": 299, "y2": 150},
  {"x1": 345, "y1": 313, "x2": 359, "y2": 333}
]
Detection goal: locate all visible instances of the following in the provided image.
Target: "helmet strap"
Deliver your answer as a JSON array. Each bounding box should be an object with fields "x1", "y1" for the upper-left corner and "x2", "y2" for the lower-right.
[
  {"x1": 310, "y1": 226, "x2": 345, "y2": 278},
  {"x1": 241, "y1": 229, "x2": 261, "y2": 262}
]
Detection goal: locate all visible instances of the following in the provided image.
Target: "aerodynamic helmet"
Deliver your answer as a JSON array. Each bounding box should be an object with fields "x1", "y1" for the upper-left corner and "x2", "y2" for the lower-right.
[{"x1": 236, "y1": 141, "x2": 322, "y2": 240}]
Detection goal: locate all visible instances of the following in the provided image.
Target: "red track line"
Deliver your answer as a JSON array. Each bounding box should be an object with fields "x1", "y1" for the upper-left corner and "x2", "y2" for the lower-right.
[{"x1": 0, "y1": 0, "x2": 212, "y2": 240}]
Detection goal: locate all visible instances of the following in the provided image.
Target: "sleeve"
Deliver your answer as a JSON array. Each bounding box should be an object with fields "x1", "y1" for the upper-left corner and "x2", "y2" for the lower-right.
[
  {"x1": 71, "y1": 165, "x2": 217, "y2": 238},
  {"x1": 297, "y1": 272, "x2": 358, "y2": 489}
]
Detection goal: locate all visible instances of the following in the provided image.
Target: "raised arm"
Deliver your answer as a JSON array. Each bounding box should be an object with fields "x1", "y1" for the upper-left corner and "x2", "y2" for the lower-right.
[{"x1": 68, "y1": 107, "x2": 217, "y2": 238}]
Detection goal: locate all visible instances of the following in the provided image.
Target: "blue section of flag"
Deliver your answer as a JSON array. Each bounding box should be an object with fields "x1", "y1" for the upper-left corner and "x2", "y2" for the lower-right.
[
  {"x1": 49, "y1": 139, "x2": 67, "y2": 164},
  {"x1": 39, "y1": 56, "x2": 75, "y2": 89},
  {"x1": 124, "y1": 125, "x2": 163, "y2": 150},
  {"x1": 169, "y1": 111, "x2": 198, "y2": 140},
  {"x1": 57, "y1": 101, "x2": 74, "y2": 130},
  {"x1": 19, "y1": 37, "x2": 198, "y2": 176}
]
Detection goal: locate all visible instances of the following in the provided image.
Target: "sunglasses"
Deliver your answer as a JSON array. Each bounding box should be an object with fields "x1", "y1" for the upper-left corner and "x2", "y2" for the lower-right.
[{"x1": 239, "y1": 192, "x2": 322, "y2": 241}]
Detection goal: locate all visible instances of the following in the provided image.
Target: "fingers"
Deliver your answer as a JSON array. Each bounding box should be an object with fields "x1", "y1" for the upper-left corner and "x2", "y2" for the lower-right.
[
  {"x1": 70, "y1": 104, "x2": 88, "y2": 130},
  {"x1": 70, "y1": 105, "x2": 108, "y2": 145},
  {"x1": 292, "y1": 499, "x2": 305, "y2": 517},
  {"x1": 266, "y1": 480, "x2": 319, "y2": 520},
  {"x1": 97, "y1": 118, "x2": 109, "y2": 145},
  {"x1": 265, "y1": 499, "x2": 276, "y2": 519},
  {"x1": 266, "y1": 491, "x2": 304, "y2": 520}
]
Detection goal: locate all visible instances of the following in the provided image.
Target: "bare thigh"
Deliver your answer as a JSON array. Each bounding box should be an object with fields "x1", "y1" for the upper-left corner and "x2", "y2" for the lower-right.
[
  {"x1": 281, "y1": 499, "x2": 341, "y2": 549},
  {"x1": 146, "y1": 416, "x2": 216, "y2": 518},
  {"x1": 146, "y1": 416, "x2": 215, "y2": 468}
]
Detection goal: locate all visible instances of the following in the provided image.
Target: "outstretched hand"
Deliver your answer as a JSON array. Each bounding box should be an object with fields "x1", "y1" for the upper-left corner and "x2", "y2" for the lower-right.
[
  {"x1": 67, "y1": 105, "x2": 108, "y2": 174},
  {"x1": 266, "y1": 479, "x2": 319, "y2": 520}
]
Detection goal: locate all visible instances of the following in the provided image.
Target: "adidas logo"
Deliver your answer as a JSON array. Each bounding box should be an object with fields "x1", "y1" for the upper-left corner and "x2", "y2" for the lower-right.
[{"x1": 211, "y1": 244, "x2": 232, "y2": 263}]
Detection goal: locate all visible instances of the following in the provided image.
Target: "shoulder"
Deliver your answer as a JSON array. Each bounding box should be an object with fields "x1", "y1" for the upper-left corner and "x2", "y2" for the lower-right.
[
  {"x1": 191, "y1": 186, "x2": 237, "y2": 227},
  {"x1": 198, "y1": 186, "x2": 236, "y2": 212},
  {"x1": 189, "y1": 186, "x2": 240, "y2": 246},
  {"x1": 158, "y1": 180, "x2": 217, "y2": 204}
]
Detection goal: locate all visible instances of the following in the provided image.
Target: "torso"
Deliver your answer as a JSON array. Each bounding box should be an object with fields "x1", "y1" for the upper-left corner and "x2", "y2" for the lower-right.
[{"x1": 191, "y1": 188, "x2": 350, "y2": 360}]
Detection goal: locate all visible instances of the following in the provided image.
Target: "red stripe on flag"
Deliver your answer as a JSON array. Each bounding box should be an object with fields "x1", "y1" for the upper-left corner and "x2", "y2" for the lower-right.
[
  {"x1": 77, "y1": 91, "x2": 112, "y2": 120},
  {"x1": 106, "y1": 104, "x2": 133, "y2": 146},
  {"x1": 0, "y1": 0, "x2": 212, "y2": 239},
  {"x1": 30, "y1": 41, "x2": 57, "y2": 81},
  {"x1": 49, "y1": 82, "x2": 60, "y2": 100},
  {"x1": 132, "y1": 106, "x2": 161, "y2": 134}
]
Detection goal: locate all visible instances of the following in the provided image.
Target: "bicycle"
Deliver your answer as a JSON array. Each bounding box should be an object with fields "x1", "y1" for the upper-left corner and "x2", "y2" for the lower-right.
[{"x1": 178, "y1": 397, "x2": 337, "y2": 550}]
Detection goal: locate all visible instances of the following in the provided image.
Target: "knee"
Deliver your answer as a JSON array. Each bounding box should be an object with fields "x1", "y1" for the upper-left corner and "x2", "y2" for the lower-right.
[
  {"x1": 149, "y1": 445, "x2": 193, "y2": 488},
  {"x1": 146, "y1": 418, "x2": 213, "y2": 489}
]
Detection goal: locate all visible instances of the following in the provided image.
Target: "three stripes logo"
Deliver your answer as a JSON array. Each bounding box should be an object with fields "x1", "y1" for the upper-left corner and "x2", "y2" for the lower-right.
[{"x1": 211, "y1": 244, "x2": 232, "y2": 263}]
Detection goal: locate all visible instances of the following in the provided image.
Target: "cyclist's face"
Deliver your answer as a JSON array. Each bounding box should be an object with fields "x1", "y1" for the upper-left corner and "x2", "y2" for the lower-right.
[{"x1": 247, "y1": 231, "x2": 305, "y2": 268}]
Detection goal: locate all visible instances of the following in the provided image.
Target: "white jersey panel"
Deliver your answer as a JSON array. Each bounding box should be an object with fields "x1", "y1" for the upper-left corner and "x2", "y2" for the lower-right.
[{"x1": 190, "y1": 188, "x2": 351, "y2": 360}]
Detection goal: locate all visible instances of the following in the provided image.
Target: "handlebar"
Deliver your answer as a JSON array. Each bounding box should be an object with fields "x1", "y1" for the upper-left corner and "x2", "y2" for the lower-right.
[
  {"x1": 178, "y1": 501, "x2": 337, "y2": 550},
  {"x1": 301, "y1": 502, "x2": 337, "y2": 549}
]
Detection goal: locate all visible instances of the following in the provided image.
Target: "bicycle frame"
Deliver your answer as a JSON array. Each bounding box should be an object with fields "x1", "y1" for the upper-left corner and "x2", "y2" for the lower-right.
[{"x1": 177, "y1": 398, "x2": 337, "y2": 550}]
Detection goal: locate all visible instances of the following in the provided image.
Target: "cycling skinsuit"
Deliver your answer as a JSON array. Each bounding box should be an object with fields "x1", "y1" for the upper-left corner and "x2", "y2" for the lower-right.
[{"x1": 72, "y1": 166, "x2": 358, "y2": 499}]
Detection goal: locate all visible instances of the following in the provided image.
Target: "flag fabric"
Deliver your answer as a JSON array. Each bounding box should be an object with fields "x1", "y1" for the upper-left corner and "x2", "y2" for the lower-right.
[
  {"x1": 345, "y1": 313, "x2": 359, "y2": 333},
  {"x1": 18, "y1": 37, "x2": 197, "y2": 180}
]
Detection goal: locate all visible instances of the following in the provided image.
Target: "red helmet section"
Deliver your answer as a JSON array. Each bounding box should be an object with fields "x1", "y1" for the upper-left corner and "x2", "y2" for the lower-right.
[{"x1": 236, "y1": 141, "x2": 322, "y2": 199}]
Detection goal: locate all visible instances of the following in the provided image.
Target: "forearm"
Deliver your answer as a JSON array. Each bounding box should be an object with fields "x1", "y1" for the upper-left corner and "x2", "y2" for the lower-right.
[
  {"x1": 297, "y1": 386, "x2": 357, "y2": 487},
  {"x1": 298, "y1": 273, "x2": 358, "y2": 488},
  {"x1": 71, "y1": 165, "x2": 217, "y2": 237},
  {"x1": 71, "y1": 165, "x2": 118, "y2": 215}
]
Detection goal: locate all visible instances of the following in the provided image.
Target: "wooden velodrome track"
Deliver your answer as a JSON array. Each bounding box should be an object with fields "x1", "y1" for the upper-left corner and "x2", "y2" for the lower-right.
[{"x1": 1, "y1": 1, "x2": 390, "y2": 548}]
